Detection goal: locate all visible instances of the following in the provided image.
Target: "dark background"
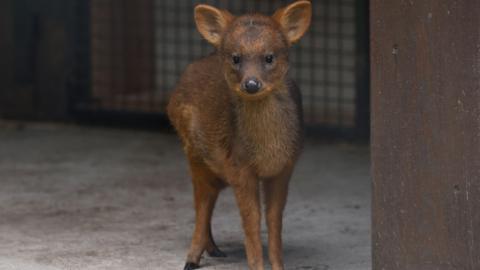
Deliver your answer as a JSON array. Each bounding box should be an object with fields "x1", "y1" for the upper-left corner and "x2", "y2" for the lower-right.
[{"x1": 0, "y1": 0, "x2": 369, "y2": 140}]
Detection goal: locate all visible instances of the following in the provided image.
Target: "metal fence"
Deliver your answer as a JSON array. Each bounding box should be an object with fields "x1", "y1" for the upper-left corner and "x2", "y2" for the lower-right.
[{"x1": 71, "y1": 0, "x2": 369, "y2": 137}]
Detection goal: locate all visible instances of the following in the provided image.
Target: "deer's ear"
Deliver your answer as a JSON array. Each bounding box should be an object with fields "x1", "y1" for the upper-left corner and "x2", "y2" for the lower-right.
[
  {"x1": 273, "y1": 0, "x2": 312, "y2": 45},
  {"x1": 194, "y1": 4, "x2": 233, "y2": 47}
]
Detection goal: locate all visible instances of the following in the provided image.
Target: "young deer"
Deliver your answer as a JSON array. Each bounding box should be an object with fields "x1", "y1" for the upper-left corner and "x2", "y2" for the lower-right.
[{"x1": 167, "y1": 1, "x2": 311, "y2": 269}]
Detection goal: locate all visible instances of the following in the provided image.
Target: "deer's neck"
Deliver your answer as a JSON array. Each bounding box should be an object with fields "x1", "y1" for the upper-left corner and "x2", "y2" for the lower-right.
[{"x1": 232, "y1": 86, "x2": 300, "y2": 177}]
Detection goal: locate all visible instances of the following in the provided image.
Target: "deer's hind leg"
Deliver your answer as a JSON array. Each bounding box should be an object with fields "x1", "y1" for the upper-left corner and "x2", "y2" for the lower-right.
[
  {"x1": 184, "y1": 156, "x2": 226, "y2": 270},
  {"x1": 206, "y1": 224, "x2": 227, "y2": 257}
]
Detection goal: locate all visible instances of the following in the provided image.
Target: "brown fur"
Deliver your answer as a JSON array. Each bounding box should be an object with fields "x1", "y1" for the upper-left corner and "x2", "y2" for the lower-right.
[{"x1": 167, "y1": 2, "x2": 311, "y2": 269}]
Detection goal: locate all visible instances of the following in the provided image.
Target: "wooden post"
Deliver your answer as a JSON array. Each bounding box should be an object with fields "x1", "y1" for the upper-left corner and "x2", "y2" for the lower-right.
[{"x1": 371, "y1": 1, "x2": 480, "y2": 269}]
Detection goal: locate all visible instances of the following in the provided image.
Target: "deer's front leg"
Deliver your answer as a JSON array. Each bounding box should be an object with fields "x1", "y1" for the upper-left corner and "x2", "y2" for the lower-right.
[
  {"x1": 263, "y1": 166, "x2": 293, "y2": 270},
  {"x1": 231, "y1": 169, "x2": 264, "y2": 270}
]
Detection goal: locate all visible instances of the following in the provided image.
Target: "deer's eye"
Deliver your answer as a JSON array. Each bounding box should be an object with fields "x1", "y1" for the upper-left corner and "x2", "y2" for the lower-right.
[
  {"x1": 232, "y1": 54, "x2": 241, "y2": 65},
  {"x1": 265, "y1": 54, "x2": 274, "y2": 64}
]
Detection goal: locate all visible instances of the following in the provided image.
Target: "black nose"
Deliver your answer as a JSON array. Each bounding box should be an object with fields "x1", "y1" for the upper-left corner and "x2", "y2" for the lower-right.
[{"x1": 242, "y1": 78, "x2": 262, "y2": 94}]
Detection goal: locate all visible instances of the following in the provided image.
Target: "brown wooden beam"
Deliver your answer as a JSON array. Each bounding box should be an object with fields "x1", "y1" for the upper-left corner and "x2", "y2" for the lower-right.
[{"x1": 371, "y1": 1, "x2": 480, "y2": 269}]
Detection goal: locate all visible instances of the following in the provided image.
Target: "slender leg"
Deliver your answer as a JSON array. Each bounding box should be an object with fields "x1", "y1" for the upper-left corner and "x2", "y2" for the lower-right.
[
  {"x1": 206, "y1": 225, "x2": 227, "y2": 257},
  {"x1": 184, "y1": 159, "x2": 222, "y2": 270},
  {"x1": 263, "y1": 167, "x2": 292, "y2": 270},
  {"x1": 232, "y1": 170, "x2": 264, "y2": 270}
]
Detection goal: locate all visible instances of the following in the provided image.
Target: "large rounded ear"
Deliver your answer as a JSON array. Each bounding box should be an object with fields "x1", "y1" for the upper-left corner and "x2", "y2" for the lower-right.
[
  {"x1": 273, "y1": 0, "x2": 312, "y2": 45},
  {"x1": 194, "y1": 4, "x2": 234, "y2": 47}
]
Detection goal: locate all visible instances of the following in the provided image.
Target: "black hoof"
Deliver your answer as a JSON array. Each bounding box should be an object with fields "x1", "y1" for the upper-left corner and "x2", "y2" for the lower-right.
[
  {"x1": 183, "y1": 262, "x2": 200, "y2": 270},
  {"x1": 207, "y1": 247, "x2": 227, "y2": 258}
]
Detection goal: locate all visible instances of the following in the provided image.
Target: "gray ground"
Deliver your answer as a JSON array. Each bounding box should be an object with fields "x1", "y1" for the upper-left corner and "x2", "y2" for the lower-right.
[{"x1": 0, "y1": 122, "x2": 371, "y2": 270}]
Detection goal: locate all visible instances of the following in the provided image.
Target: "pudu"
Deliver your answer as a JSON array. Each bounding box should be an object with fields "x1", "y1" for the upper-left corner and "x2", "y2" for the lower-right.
[{"x1": 167, "y1": 1, "x2": 311, "y2": 269}]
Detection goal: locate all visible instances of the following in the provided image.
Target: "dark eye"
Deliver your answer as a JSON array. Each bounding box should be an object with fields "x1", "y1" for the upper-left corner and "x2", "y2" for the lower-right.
[
  {"x1": 232, "y1": 54, "x2": 241, "y2": 65},
  {"x1": 265, "y1": 54, "x2": 274, "y2": 64}
]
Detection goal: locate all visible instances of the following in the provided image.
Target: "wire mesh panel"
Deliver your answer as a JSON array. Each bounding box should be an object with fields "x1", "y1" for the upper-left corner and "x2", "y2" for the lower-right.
[
  {"x1": 90, "y1": 0, "x2": 155, "y2": 112},
  {"x1": 82, "y1": 0, "x2": 360, "y2": 131}
]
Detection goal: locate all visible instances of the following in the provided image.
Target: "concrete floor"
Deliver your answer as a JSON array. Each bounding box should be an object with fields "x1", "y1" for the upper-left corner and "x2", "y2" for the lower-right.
[{"x1": 0, "y1": 122, "x2": 371, "y2": 270}]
